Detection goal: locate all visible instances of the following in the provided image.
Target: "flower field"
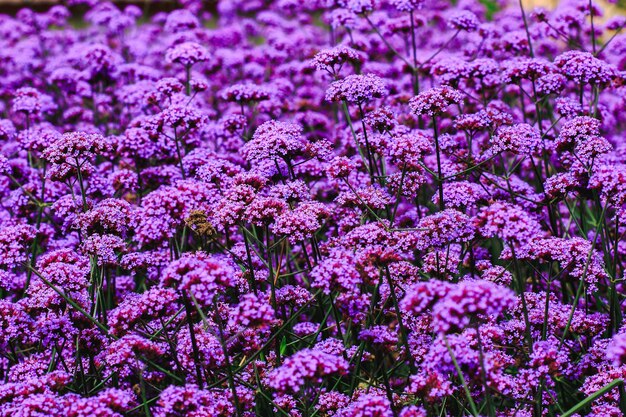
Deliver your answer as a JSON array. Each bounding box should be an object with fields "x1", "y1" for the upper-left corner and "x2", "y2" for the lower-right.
[{"x1": 1, "y1": 0, "x2": 626, "y2": 416}]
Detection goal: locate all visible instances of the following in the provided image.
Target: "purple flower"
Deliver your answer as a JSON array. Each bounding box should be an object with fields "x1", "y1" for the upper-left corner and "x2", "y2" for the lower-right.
[
  {"x1": 409, "y1": 86, "x2": 462, "y2": 117},
  {"x1": 347, "y1": 0, "x2": 375, "y2": 14},
  {"x1": 176, "y1": 325, "x2": 225, "y2": 373},
  {"x1": 554, "y1": 51, "x2": 617, "y2": 85},
  {"x1": 42, "y1": 131, "x2": 110, "y2": 168},
  {"x1": 312, "y1": 45, "x2": 364, "y2": 75},
  {"x1": 165, "y1": 42, "x2": 210, "y2": 67},
  {"x1": 161, "y1": 252, "x2": 238, "y2": 306},
  {"x1": 266, "y1": 348, "x2": 349, "y2": 393},
  {"x1": 415, "y1": 209, "x2": 475, "y2": 250},
  {"x1": 81, "y1": 233, "x2": 126, "y2": 265},
  {"x1": 401, "y1": 280, "x2": 453, "y2": 315},
  {"x1": 475, "y1": 201, "x2": 544, "y2": 246},
  {"x1": 109, "y1": 287, "x2": 179, "y2": 337},
  {"x1": 272, "y1": 201, "x2": 329, "y2": 243},
  {"x1": 447, "y1": 10, "x2": 479, "y2": 31},
  {"x1": 325, "y1": 74, "x2": 387, "y2": 104},
  {"x1": 220, "y1": 83, "x2": 272, "y2": 103},
  {"x1": 338, "y1": 393, "x2": 394, "y2": 417},
  {"x1": 326, "y1": 156, "x2": 357, "y2": 180},
  {"x1": 491, "y1": 123, "x2": 542, "y2": 155},
  {"x1": 164, "y1": 9, "x2": 200, "y2": 33},
  {"x1": 96, "y1": 334, "x2": 165, "y2": 379},
  {"x1": 390, "y1": 0, "x2": 424, "y2": 12},
  {"x1": 12, "y1": 87, "x2": 45, "y2": 115},
  {"x1": 0, "y1": 224, "x2": 36, "y2": 269},
  {"x1": 154, "y1": 384, "x2": 240, "y2": 417},
  {"x1": 0, "y1": 1, "x2": 626, "y2": 414},
  {"x1": 364, "y1": 106, "x2": 397, "y2": 133},
  {"x1": 387, "y1": 130, "x2": 431, "y2": 169},
  {"x1": 243, "y1": 120, "x2": 305, "y2": 163},
  {"x1": 556, "y1": 116, "x2": 601, "y2": 151},
  {"x1": 228, "y1": 293, "x2": 276, "y2": 330},
  {"x1": 432, "y1": 280, "x2": 516, "y2": 333},
  {"x1": 74, "y1": 198, "x2": 135, "y2": 237},
  {"x1": 607, "y1": 333, "x2": 626, "y2": 366}
]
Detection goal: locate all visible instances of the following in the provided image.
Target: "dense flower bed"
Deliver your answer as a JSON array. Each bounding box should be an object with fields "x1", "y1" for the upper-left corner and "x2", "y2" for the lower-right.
[{"x1": 1, "y1": 0, "x2": 626, "y2": 416}]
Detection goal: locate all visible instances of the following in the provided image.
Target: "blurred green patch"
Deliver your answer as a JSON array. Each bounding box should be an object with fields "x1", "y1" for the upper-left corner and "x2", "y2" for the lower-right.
[{"x1": 479, "y1": 0, "x2": 499, "y2": 20}]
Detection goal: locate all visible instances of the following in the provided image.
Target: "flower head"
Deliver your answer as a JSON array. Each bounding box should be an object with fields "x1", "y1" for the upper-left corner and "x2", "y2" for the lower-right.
[
  {"x1": 325, "y1": 74, "x2": 387, "y2": 104},
  {"x1": 267, "y1": 348, "x2": 349, "y2": 393},
  {"x1": 409, "y1": 86, "x2": 462, "y2": 117},
  {"x1": 432, "y1": 280, "x2": 516, "y2": 333},
  {"x1": 243, "y1": 120, "x2": 305, "y2": 162},
  {"x1": 491, "y1": 123, "x2": 542, "y2": 155},
  {"x1": 166, "y1": 42, "x2": 210, "y2": 67},
  {"x1": 554, "y1": 51, "x2": 617, "y2": 85}
]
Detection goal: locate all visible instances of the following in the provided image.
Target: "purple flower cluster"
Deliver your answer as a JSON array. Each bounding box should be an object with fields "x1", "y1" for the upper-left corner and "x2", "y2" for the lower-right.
[{"x1": 1, "y1": 0, "x2": 626, "y2": 416}]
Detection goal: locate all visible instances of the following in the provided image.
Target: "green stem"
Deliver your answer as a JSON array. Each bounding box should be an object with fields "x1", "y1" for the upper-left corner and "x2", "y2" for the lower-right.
[
  {"x1": 444, "y1": 336, "x2": 479, "y2": 417},
  {"x1": 560, "y1": 379, "x2": 622, "y2": 417}
]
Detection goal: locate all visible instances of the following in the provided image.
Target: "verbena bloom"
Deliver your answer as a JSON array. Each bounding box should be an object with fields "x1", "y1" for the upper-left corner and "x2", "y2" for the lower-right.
[
  {"x1": 490, "y1": 123, "x2": 542, "y2": 155},
  {"x1": 165, "y1": 41, "x2": 210, "y2": 67},
  {"x1": 176, "y1": 325, "x2": 225, "y2": 373},
  {"x1": 310, "y1": 249, "x2": 360, "y2": 295},
  {"x1": 2, "y1": 1, "x2": 626, "y2": 415},
  {"x1": 437, "y1": 181, "x2": 489, "y2": 208},
  {"x1": 519, "y1": 237, "x2": 607, "y2": 292},
  {"x1": 108, "y1": 288, "x2": 179, "y2": 336},
  {"x1": 74, "y1": 198, "x2": 135, "y2": 237},
  {"x1": 266, "y1": 348, "x2": 349, "y2": 393},
  {"x1": 326, "y1": 156, "x2": 357, "y2": 180},
  {"x1": 228, "y1": 293, "x2": 276, "y2": 330},
  {"x1": 161, "y1": 252, "x2": 238, "y2": 306},
  {"x1": 447, "y1": 10, "x2": 479, "y2": 31},
  {"x1": 607, "y1": 333, "x2": 626, "y2": 366},
  {"x1": 531, "y1": 338, "x2": 568, "y2": 376},
  {"x1": 42, "y1": 131, "x2": 109, "y2": 166},
  {"x1": 475, "y1": 201, "x2": 544, "y2": 245},
  {"x1": 364, "y1": 106, "x2": 397, "y2": 133},
  {"x1": 0, "y1": 299, "x2": 37, "y2": 350},
  {"x1": 432, "y1": 280, "x2": 516, "y2": 333},
  {"x1": 272, "y1": 201, "x2": 329, "y2": 243},
  {"x1": 415, "y1": 209, "x2": 475, "y2": 250},
  {"x1": 347, "y1": 0, "x2": 374, "y2": 14},
  {"x1": 153, "y1": 384, "x2": 240, "y2": 417},
  {"x1": 401, "y1": 280, "x2": 453, "y2": 316},
  {"x1": 503, "y1": 58, "x2": 555, "y2": 83},
  {"x1": 338, "y1": 394, "x2": 393, "y2": 417},
  {"x1": 325, "y1": 74, "x2": 387, "y2": 104},
  {"x1": 164, "y1": 9, "x2": 200, "y2": 33},
  {"x1": 312, "y1": 45, "x2": 363, "y2": 74},
  {"x1": 242, "y1": 120, "x2": 305, "y2": 163},
  {"x1": 409, "y1": 86, "x2": 462, "y2": 117},
  {"x1": 0, "y1": 154, "x2": 8, "y2": 175},
  {"x1": 544, "y1": 172, "x2": 579, "y2": 198},
  {"x1": 96, "y1": 334, "x2": 165, "y2": 379},
  {"x1": 81, "y1": 234, "x2": 126, "y2": 265},
  {"x1": 387, "y1": 130, "x2": 431, "y2": 169},
  {"x1": 12, "y1": 87, "x2": 43, "y2": 115},
  {"x1": 554, "y1": 51, "x2": 617, "y2": 85},
  {"x1": 0, "y1": 224, "x2": 36, "y2": 269},
  {"x1": 390, "y1": 0, "x2": 424, "y2": 12},
  {"x1": 220, "y1": 83, "x2": 272, "y2": 103},
  {"x1": 556, "y1": 116, "x2": 601, "y2": 151}
]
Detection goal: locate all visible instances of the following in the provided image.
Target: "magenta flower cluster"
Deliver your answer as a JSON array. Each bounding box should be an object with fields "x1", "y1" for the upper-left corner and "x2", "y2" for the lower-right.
[{"x1": 1, "y1": 0, "x2": 626, "y2": 416}]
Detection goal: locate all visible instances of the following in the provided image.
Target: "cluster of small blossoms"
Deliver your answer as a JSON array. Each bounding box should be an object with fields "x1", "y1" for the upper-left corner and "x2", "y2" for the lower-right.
[{"x1": 1, "y1": 0, "x2": 626, "y2": 416}]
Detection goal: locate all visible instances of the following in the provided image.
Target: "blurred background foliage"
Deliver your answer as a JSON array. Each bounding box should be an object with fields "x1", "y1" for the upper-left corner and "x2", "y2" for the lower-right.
[
  {"x1": 0, "y1": 1, "x2": 621, "y2": 24},
  {"x1": 522, "y1": 0, "x2": 626, "y2": 15}
]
